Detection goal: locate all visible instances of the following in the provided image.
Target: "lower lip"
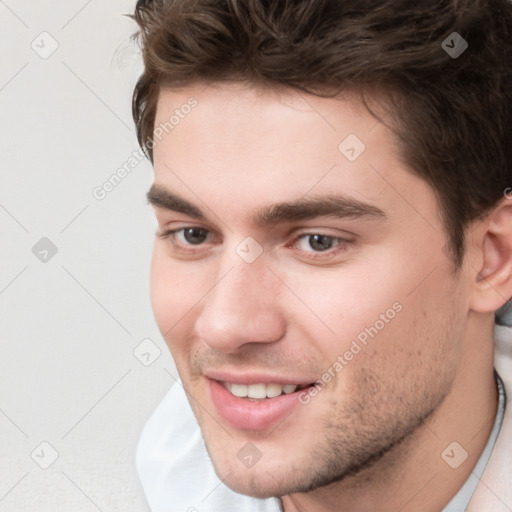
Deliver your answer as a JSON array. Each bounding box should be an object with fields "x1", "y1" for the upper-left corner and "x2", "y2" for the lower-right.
[{"x1": 209, "y1": 379, "x2": 306, "y2": 431}]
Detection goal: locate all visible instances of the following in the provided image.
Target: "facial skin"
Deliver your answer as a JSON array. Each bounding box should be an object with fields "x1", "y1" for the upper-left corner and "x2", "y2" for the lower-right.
[{"x1": 148, "y1": 83, "x2": 502, "y2": 511}]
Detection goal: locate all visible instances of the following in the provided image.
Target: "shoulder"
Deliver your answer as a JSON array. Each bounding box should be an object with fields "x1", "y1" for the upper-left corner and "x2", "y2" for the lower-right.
[{"x1": 468, "y1": 323, "x2": 512, "y2": 512}]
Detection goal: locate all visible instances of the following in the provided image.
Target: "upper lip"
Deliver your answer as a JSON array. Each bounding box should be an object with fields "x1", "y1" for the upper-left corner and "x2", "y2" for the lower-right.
[{"x1": 204, "y1": 369, "x2": 315, "y2": 386}]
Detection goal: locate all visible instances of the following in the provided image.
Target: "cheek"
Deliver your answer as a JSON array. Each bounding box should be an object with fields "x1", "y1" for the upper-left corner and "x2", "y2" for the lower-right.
[
  {"x1": 281, "y1": 264, "x2": 406, "y2": 357},
  {"x1": 282, "y1": 251, "x2": 457, "y2": 368},
  {"x1": 149, "y1": 245, "x2": 202, "y2": 343}
]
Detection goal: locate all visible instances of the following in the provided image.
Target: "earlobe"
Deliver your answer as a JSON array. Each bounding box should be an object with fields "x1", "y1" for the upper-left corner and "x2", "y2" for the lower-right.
[{"x1": 469, "y1": 200, "x2": 512, "y2": 313}]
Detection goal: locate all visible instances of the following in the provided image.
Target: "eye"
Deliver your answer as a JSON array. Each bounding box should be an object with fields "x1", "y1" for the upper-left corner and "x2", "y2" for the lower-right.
[
  {"x1": 289, "y1": 232, "x2": 354, "y2": 261},
  {"x1": 176, "y1": 227, "x2": 210, "y2": 245},
  {"x1": 296, "y1": 234, "x2": 347, "y2": 252},
  {"x1": 298, "y1": 234, "x2": 337, "y2": 252},
  {"x1": 157, "y1": 226, "x2": 212, "y2": 247}
]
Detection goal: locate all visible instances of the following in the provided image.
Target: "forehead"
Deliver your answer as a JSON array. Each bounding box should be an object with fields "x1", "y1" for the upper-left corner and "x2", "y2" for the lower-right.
[
  {"x1": 151, "y1": 83, "x2": 437, "y2": 229},
  {"x1": 154, "y1": 82, "x2": 374, "y2": 154}
]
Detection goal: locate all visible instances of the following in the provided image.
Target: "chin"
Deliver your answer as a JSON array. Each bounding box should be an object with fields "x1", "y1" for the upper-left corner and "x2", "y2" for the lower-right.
[
  {"x1": 220, "y1": 467, "x2": 293, "y2": 499},
  {"x1": 205, "y1": 440, "x2": 319, "y2": 499}
]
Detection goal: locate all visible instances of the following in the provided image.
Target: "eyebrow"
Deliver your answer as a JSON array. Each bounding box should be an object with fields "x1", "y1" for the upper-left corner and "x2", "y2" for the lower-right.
[
  {"x1": 147, "y1": 184, "x2": 386, "y2": 225},
  {"x1": 147, "y1": 184, "x2": 206, "y2": 219}
]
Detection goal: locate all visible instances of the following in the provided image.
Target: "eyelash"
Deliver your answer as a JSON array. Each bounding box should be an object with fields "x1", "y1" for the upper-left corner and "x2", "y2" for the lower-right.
[{"x1": 157, "y1": 227, "x2": 354, "y2": 261}]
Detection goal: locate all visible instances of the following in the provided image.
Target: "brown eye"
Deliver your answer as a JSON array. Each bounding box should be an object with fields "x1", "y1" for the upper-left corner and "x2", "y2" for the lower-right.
[{"x1": 182, "y1": 227, "x2": 209, "y2": 245}]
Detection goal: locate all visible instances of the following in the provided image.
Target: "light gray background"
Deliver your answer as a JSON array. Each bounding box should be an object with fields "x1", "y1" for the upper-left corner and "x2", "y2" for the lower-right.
[{"x1": 1, "y1": 1, "x2": 177, "y2": 510}]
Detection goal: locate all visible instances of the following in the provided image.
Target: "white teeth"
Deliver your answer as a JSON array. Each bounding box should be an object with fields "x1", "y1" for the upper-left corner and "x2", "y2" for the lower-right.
[
  {"x1": 226, "y1": 382, "x2": 300, "y2": 399},
  {"x1": 266, "y1": 383, "x2": 283, "y2": 398},
  {"x1": 230, "y1": 383, "x2": 248, "y2": 398},
  {"x1": 247, "y1": 383, "x2": 267, "y2": 399}
]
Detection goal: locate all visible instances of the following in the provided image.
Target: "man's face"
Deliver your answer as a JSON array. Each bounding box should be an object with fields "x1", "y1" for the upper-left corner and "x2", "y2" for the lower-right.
[{"x1": 149, "y1": 83, "x2": 470, "y2": 497}]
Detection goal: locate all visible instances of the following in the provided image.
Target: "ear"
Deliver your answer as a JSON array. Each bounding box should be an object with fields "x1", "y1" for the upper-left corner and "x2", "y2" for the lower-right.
[{"x1": 469, "y1": 198, "x2": 512, "y2": 313}]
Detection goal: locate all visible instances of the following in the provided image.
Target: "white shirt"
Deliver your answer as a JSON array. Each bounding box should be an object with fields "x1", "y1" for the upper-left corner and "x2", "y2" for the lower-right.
[{"x1": 136, "y1": 320, "x2": 512, "y2": 512}]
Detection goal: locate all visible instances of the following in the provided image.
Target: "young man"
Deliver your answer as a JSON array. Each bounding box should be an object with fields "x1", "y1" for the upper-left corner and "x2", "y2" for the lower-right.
[{"x1": 132, "y1": 1, "x2": 512, "y2": 510}]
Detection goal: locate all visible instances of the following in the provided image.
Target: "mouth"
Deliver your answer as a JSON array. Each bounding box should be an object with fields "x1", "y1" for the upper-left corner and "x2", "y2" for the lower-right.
[
  {"x1": 207, "y1": 375, "x2": 317, "y2": 431},
  {"x1": 221, "y1": 381, "x2": 312, "y2": 400}
]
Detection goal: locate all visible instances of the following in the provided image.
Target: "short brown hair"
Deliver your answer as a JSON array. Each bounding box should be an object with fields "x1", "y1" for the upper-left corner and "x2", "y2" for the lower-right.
[{"x1": 131, "y1": 0, "x2": 512, "y2": 266}]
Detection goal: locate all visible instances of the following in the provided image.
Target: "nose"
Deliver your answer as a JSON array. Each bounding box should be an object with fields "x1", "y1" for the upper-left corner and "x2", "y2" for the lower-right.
[{"x1": 194, "y1": 258, "x2": 287, "y2": 354}]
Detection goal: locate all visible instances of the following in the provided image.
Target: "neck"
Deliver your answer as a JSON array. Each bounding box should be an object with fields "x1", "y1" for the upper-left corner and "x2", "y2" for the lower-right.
[{"x1": 281, "y1": 323, "x2": 498, "y2": 512}]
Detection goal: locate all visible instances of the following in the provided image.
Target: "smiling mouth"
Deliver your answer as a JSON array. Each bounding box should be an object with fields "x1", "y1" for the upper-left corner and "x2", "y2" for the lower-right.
[
  {"x1": 220, "y1": 381, "x2": 313, "y2": 400},
  {"x1": 209, "y1": 378, "x2": 317, "y2": 430}
]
